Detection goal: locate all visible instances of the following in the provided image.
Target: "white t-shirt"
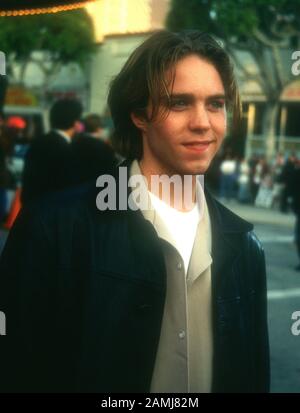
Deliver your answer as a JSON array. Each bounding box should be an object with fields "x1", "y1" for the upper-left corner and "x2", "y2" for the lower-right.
[{"x1": 148, "y1": 188, "x2": 201, "y2": 274}]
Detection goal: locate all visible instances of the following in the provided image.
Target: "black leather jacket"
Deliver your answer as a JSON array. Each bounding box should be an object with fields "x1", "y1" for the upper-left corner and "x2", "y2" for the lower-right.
[{"x1": 0, "y1": 165, "x2": 270, "y2": 393}]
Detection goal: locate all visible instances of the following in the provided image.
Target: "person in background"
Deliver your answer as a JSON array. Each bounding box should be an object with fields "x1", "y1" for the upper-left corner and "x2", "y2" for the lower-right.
[
  {"x1": 71, "y1": 114, "x2": 117, "y2": 184},
  {"x1": 21, "y1": 98, "x2": 83, "y2": 205},
  {"x1": 279, "y1": 153, "x2": 297, "y2": 213},
  {"x1": 271, "y1": 152, "x2": 285, "y2": 210},
  {"x1": 290, "y1": 158, "x2": 300, "y2": 271},
  {"x1": 82, "y1": 114, "x2": 105, "y2": 140},
  {"x1": 219, "y1": 153, "x2": 237, "y2": 201},
  {"x1": 5, "y1": 116, "x2": 28, "y2": 186},
  {"x1": 0, "y1": 119, "x2": 8, "y2": 222},
  {"x1": 237, "y1": 157, "x2": 251, "y2": 203},
  {"x1": 0, "y1": 115, "x2": 18, "y2": 222},
  {"x1": 252, "y1": 156, "x2": 269, "y2": 204}
]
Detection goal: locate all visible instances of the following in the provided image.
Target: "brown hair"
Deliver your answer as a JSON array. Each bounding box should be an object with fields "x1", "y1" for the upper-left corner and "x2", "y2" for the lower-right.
[
  {"x1": 83, "y1": 114, "x2": 103, "y2": 133},
  {"x1": 108, "y1": 30, "x2": 241, "y2": 160}
]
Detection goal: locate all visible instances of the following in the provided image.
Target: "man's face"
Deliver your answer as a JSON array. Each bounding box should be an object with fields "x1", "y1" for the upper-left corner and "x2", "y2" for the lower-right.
[{"x1": 134, "y1": 54, "x2": 227, "y2": 176}]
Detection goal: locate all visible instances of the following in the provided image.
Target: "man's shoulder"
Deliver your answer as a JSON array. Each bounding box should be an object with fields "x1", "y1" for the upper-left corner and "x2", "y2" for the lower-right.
[
  {"x1": 206, "y1": 192, "x2": 254, "y2": 234},
  {"x1": 206, "y1": 193, "x2": 264, "y2": 256},
  {"x1": 72, "y1": 134, "x2": 115, "y2": 154},
  {"x1": 28, "y1": 131, "x2": 67, "y2": 151}
]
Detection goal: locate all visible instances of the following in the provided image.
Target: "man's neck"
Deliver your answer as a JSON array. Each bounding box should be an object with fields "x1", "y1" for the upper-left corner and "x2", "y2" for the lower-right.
[
  {"x1": 54, "y1": 128, "x2": 75, "y2": 143},
  {"x1": 138, "y1": 160, "x2": 197, "y2": 212}
]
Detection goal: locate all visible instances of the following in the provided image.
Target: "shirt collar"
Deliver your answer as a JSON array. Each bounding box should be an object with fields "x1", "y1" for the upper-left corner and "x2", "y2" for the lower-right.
[
  {"x1": 130, "y1": 160, "x2": 204, "y2": 213},
  {"x1": 54, "y1": 129, "x2": 72, "y2": 143},
  {"x1": 129, "y1": 160, "x2": 206, "y2": 245}
]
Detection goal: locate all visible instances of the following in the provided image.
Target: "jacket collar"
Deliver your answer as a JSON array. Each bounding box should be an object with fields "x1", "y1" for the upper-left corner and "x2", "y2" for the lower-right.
[
  {"x1": 108, "y1": 160, "x2": 254, "y2": 275},
  {"x1": 99, "y1": 159, "x2": 254, "y2": 267},
  {"x1": 114, "y1": 158, "x2": 253, "y2": 233},
  {"x1": 205, "y1": 189, "x2": 253, "y2": 235},
  {"x1": 204, "y1": 189, "x2": 253, "y2": 279},
  {"x1": 204, "y1": 188, "x2": 253, "y2": 281}
]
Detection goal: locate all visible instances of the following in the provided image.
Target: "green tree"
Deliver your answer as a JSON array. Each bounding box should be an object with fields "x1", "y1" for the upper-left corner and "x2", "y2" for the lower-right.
[
  {"x1": 167, "y1": 0, "x2": 300, "y2": 158},
  {"x1": 0, "y1": 9, "x2": 95, "y2": 98}
]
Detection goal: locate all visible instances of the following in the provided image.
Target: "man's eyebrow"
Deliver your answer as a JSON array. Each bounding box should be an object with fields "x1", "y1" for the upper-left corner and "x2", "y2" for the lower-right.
[
  {"x1": 206, "y1": 94, "x2": 226, "y2": 100},
  {"x1": 167, "y1": 93, "x2": 226, "y2": 100}
]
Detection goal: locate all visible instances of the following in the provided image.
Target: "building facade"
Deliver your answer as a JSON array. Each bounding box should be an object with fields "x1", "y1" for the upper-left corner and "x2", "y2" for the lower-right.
[{"x1": 86, "y1": 0, "x2": 170, "y2": 115}]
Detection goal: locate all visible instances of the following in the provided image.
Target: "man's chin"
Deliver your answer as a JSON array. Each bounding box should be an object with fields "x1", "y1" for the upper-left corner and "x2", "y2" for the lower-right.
[
  {"x1": 162, "y1": 161, "x2": 210, "y2": 177},
  {"x1": 182, "y1": 164, "x2": 210, "y2": 176}
]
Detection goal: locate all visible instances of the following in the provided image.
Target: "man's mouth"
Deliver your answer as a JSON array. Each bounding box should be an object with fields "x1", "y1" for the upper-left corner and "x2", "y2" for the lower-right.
[{"x1": 182, "y1": 140, "x2": 214, "y2": 153}]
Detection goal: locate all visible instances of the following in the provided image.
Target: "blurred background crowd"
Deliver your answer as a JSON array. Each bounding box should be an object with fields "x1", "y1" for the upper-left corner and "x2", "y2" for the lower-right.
[{"x1": 208, "y1": 151, "x2": 300, "y2": 211}]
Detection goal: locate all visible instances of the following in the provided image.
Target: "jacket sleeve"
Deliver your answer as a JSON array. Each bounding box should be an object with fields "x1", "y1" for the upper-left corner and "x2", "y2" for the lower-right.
[
  {"x1": 0, "y1": 206, "x2": 57, "y2": 392},
  {"x1": 250, "y1": 232, "x2": 270, "y2": 392}
]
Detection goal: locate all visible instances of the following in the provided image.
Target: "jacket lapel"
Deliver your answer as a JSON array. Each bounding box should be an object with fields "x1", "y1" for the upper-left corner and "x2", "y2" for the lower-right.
[
  {"x1": 105, "y1": 161, "x2": 253, "y2": 292},
  {"x1": 187, "y1": 197, "x2": 212, "y2": 283},
  {"x1": 99, "y1": 159, "x2": 167, "y2": 288},
  {"x1": 205, "y1": 191, "x2": 253, "y2": 295},
  {"x1": 205, "y1": 190, "x2": 254, "y2": 392}
]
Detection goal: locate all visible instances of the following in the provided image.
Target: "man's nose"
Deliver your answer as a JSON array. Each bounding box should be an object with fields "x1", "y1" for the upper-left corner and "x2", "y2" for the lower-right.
[{"x1": 189, "y1": 104, "x2": 210, "y2": 131}]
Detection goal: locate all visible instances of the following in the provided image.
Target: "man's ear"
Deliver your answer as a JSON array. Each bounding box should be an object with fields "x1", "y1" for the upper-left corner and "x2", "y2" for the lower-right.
[
  {"x1": 131, "y1": 111, "x2": 147, "y2": 132},
  {"x1": 74, "y1": 120, "x2": 84, "y2": 134}
]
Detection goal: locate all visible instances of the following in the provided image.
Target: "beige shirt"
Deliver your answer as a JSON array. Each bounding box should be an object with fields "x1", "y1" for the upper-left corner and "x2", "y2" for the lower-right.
[{"x1": 129, "y1": 161, "x2": 213, "y2": 393}]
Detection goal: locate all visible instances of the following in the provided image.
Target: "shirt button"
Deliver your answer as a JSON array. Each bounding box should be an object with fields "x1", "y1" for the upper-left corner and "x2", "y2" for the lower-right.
[
  {"x1": 178, "y1": 330, "x2": 186, "y2": 339},
  {"x1": 177, "y1": 262, "x2": 182, "y2": 270}
]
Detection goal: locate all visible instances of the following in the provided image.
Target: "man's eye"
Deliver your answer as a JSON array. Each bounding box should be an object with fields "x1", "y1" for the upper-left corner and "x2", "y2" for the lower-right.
[
  {"x1": 169, "y1": 100, "x2": 187, "y2": 109},
  {"x1": 209, "y1": 100, "x2": 225, "y2": 110}
]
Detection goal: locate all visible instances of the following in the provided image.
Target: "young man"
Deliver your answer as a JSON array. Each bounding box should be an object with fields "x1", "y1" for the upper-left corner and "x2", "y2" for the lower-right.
[{"x1": 0, "y1": 30, "x2": 269, "y2": 393}]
